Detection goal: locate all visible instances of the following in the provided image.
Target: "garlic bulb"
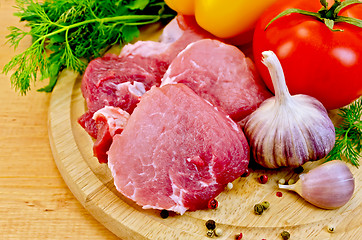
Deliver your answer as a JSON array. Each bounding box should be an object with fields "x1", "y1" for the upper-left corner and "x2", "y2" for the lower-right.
[
  {"x1": 279, "y1": 160, "x2": 355, "y2": 209},
  {"x1": 244, "y1": 51, "x2": 335, "y2": 168}
]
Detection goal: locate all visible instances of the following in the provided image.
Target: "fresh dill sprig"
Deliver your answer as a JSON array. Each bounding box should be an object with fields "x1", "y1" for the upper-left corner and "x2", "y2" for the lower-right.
[
  {"x1": 3, "y1": 0, "x2": 176, "y2": 94},
  {"x1": 325, "y1": 97, "x2": 362, "y2": 167}
]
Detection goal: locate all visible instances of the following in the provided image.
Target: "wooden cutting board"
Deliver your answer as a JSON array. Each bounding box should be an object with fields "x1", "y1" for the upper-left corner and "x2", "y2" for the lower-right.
[
  {"x1": 47, "y1": 24, "x2": 361, "y2": 238},
  {"x1": 48, "y1": 68, "x2": 361, "y2": 240}
]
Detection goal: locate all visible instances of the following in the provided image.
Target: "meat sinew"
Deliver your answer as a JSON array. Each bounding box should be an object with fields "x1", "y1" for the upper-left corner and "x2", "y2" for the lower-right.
[
  {"x1": 107, "y1": 84, "x2": 250, "y2": 214},
  {"x1": 161, "y1": 39, "x2": 272, "y2": 121}
]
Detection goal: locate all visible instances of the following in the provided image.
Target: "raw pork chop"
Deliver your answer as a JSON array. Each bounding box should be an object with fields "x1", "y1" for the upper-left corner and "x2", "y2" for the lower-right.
[
  {"x1": 78, "y1": 53, "x2": 167, "y2": 139},
  {"x1": 79, "y1": 15, "x2": 212, "y2": 140},
  {"x1": 161, "y1": 39, "x2": 272, "y2": 121},
  {"x1": 79, "y1": 16, "x2": 216, "y2": 163},
  {"x1": 108, "y1": 84, "x2": 250, "y2": 214}
]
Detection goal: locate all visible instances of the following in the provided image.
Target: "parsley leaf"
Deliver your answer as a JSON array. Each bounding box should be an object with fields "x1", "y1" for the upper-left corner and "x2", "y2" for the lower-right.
[{"x1": 3, "y1": 0, "x2": 175, "y2": 94}]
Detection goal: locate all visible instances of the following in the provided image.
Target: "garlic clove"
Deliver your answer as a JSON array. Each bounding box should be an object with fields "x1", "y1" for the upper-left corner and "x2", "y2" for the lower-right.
[
  {"x1": 279, "y1": 160, "x2": 355, "y2": 209},
  {"x1": 244, "y1": 51, "x2": 335, "y2": 169}
]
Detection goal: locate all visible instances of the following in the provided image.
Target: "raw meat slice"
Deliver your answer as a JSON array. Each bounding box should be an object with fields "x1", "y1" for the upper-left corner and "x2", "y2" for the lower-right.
[
  {"x1": 120, "y1": 15, "x2": 214, "y2": 62},
  {"x1": 79, "y1": 15, "x2": 213, "y2": 140},
  {"x1": 161, "y1": 39, "x2": 272, "y2": 121},
  {"x1": 108, "y1": 84, "x2": 250, "y2": 214},
  {"x1": 78, "y1": 53, "x2": 167, "y2": 138},
  {"x1": 92, "y1": 106, "x2": 130, "y2": 163}
]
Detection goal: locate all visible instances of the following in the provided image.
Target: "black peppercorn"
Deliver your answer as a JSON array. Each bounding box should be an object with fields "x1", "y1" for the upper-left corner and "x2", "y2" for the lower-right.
[
  {"x1": 281, "y1": 230, "x2": 290, "y2": 239},
  {"x1": 160, "y1": 209, "x2": 169, "y2": 219},
  {"x1": 294, "y1": 166, "x2": 304, "y2": 174},
  {"x1": 254, "y1": 204, "x2": 264, "y2": 215},
  {"x1": 205, "y1": 219, "x2": 216, "y2": 230}
]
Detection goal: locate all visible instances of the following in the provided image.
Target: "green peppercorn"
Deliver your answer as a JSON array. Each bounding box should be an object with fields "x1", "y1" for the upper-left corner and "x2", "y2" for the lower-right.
[
  {"x1": 261, "y1": 201, "x2": 270, "y2": 210},
  {"x1": 254, "y1": 203, "x2": 264, "y2": 215},
  {"x1": 287, "y1": 179, "x2": 295, "y2": 185},
  {"x1": 281, "y1": 230, "x2": 290, "y2": 239},
  {"x1": 205, "y1": 219, "x2": 216, "y2": 230}
]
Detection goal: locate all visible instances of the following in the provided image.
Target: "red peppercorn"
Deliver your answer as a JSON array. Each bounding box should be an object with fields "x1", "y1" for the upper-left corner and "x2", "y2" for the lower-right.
[
  {"x1": 276, "y1": 191, "x2": 283, "y2": 197},
  {"x1": 208, "y1": 198, "x2": 218, "y2": 209},
  {"x1": 259, "y1": 175, "x2": 268, "y2": 184},
  {"x1": 235, "y1": 232, "x2": 243, "y2": 240}
]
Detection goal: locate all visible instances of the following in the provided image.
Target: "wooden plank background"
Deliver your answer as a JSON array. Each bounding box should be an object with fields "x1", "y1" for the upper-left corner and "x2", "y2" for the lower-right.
[{"x1": 0, "y1": 1, "x2": 118, "y2": 239}]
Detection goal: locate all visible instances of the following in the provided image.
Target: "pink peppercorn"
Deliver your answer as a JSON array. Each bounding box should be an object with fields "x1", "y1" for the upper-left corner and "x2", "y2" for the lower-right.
[
  {"x1": 235, "y1": 233, "x2": 243, "y2": 240},
  {"x1": 208, "y1": 198, "x2": 218, "y2": 209},
  {"x1": 259, "y1": 175, "x2": 268, "y2": 184},
  {"x1": 276, "y1": 191, "x2": 283, "y2": 197}
]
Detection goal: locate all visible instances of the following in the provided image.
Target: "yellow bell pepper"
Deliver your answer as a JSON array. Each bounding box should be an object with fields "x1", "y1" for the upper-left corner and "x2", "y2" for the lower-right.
[
  {"x1": 164, "y1": 0, "x2": 195, "y2": 16},
  {"x1": 165, "y1": 0, "x2": 279, "y2": 39}
]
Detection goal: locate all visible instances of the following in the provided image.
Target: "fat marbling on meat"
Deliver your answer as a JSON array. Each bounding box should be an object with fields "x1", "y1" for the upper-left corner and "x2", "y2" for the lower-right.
[{"x1": 108, "y1": 83, "x2": 250, "y2": 214}]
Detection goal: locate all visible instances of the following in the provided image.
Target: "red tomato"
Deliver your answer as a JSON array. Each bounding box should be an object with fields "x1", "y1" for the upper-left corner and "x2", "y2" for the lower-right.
[{"x1": 253, "y1": 0, "x2": 362, "y2": 110}]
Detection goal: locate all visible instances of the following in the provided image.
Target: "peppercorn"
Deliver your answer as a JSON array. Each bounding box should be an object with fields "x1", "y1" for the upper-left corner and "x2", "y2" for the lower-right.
[
  {"x1": 205, "y1": 219, "x2": 216, "y2": 230},
  {"x1": 235, "y1": 232, "x2": 243, "y2": 240},
  {"x1": 259, "y1": 175, "x2": 268, "y2": 184},
  {"x1": 226, "y1": 182, "x2": 234, "y2": 190},
  {"x1": 214, "y1": 228, "x2": 223, "y2": 237},
  {"x1": 207, "y1": 229, "x2": 214, "y2": 238},
  {"x1": 276, "y1": 191, "x2": 283, "y2": 197},
  {"x1": 287, "y1": 179, "x2": 295, "y2": 185},
  {"x1": 278, "y1": 178, "x2": 286, "y2": 185},
  {"x1": 294, "y1": 166, "x2": 304, "y2": 174},
  {"x1": 241, "y1": 168, "x2": 250, "y2": 177},
  {"x1": 208, "y1": 198, "x2": 218, "y2": 209},
  {"x1": 261, "y1": 201, "x2": 270, "y2": 210},
  {"x1": 160, "y1": 209, "x2": 169, "y2": 219},
  {"x1": 281, "y1": 230, "x2": 290, "y2": 239},
  {"x1": 327, "y1": 225, "x2": 335, "y2": 233},
  {"x1": 254, "y1": 203, "x2": 264, "y2": 215}
]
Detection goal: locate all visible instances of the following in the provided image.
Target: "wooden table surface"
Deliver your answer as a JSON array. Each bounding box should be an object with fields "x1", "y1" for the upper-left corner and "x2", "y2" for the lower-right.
[{"x1": 0, "y1": 1, "x2": 118, "y2": 239}]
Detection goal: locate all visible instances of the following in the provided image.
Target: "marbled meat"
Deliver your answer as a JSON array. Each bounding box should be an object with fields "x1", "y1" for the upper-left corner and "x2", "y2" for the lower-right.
[{"x1": 107, "y1": 84, "x2": 250, "y2": 214}]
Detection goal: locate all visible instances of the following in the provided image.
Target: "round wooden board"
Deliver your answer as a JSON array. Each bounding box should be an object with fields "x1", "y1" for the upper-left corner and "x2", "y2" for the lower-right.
[{"x1": 48, "y1": 56, "x2": 361, "y2": 239}]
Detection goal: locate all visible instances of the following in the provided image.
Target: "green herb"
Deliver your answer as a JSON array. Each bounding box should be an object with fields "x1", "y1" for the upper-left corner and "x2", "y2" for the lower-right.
[
  {"x1": 325, "y1": 97, "x2": 362, "y2": 167},
  {"x1": 3, "y1": 0, "x2": 175, "y2": 94}
]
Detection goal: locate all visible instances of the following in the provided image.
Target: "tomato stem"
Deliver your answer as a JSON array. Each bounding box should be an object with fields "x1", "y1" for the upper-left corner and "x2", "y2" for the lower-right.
[
  {"x1": 265, "y1": 0, "x2": 362, "y2": 31},
  {"x1": 319, "y1": 0, "x2": 342, "y2": 19}
]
